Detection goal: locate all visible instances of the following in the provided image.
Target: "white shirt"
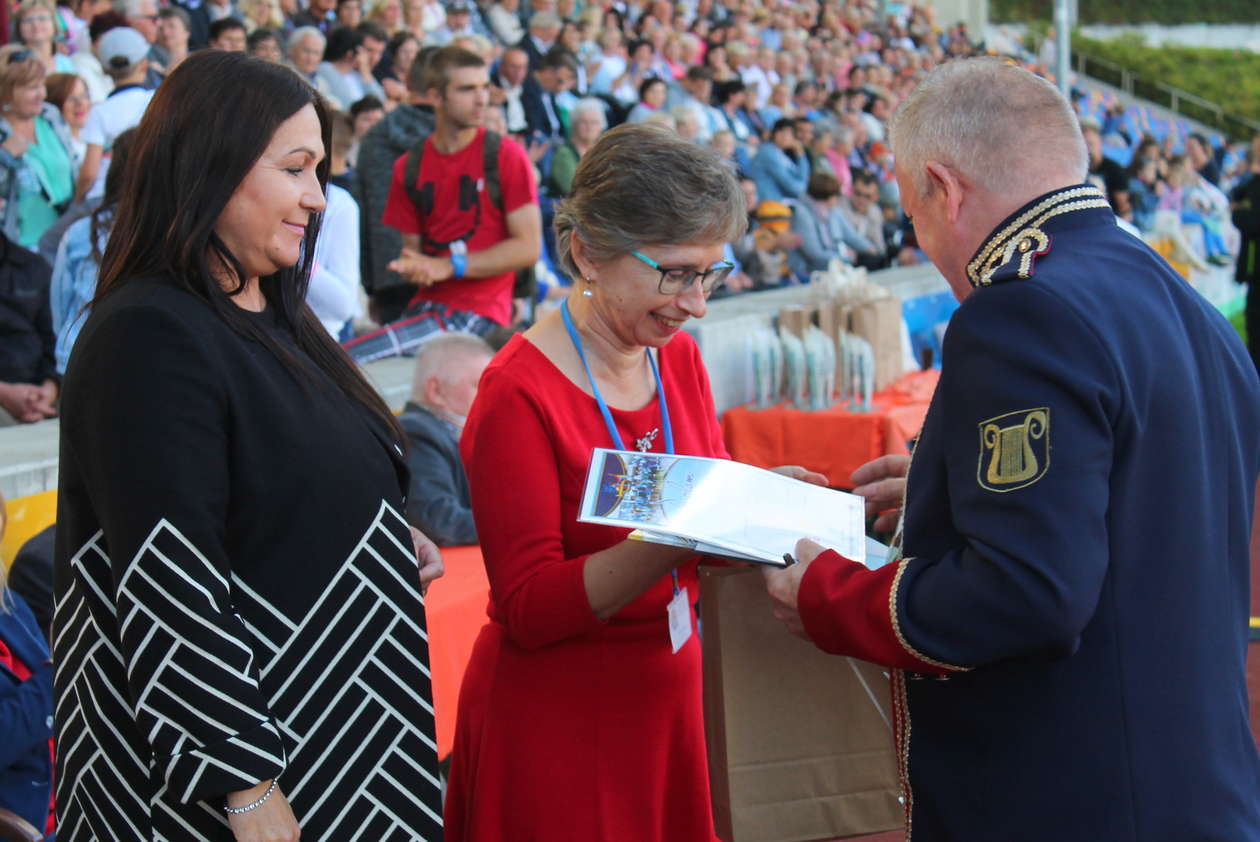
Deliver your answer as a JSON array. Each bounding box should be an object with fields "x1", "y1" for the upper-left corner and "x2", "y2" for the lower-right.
[
  {"x1": 859, "y1": 110, "x2": 886, "y2": 145},
  {"x1": 739, "y1": 64, "x2": 772, "y2": 111},
  {"x1": 82, "y1": 85, "x2": 156, "y2": 199},
  {"x1": 502, "y1": 82, "x2": 527, "y2": 133},
  {"x1": 83, "y1": 86, "x2": 154, "y2": 148},
  {"x1": 308, "y1": 183, "x2": 363, "y2": 337},
  {"x1": 589, "y1": 53, "x2": 626, "y2": 96}
]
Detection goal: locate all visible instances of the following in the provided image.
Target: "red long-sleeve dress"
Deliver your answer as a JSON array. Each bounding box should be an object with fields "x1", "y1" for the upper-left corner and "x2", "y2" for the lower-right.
[{"x1": 446, "y1": 331, "x2": 728, "y2": 842}]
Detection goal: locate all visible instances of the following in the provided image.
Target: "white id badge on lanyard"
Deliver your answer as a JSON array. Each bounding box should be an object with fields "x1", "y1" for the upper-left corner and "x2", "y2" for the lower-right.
[{"x1": 667, "y1": 585, "x2": 692, "y2": 653}]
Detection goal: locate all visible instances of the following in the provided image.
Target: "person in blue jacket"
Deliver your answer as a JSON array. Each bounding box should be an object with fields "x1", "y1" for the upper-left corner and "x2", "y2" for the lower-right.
[
  {"x1": 765, "y1": 58, "x2": 1260, "y2": 841},
  {"x1": 788, "y1": 171, "x2": 878, "y2": 279},
  {"x1": 1, "y1": 550, "x2": 55, "y2": 837},
  {"x1": 747, "y1": 118, "x2": 808, "y2": 201}
]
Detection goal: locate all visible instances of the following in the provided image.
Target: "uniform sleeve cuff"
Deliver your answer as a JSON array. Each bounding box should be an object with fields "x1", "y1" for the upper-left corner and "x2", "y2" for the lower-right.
[{"x1": 799, "y1": 550, "x2": 960, "y2": 675}]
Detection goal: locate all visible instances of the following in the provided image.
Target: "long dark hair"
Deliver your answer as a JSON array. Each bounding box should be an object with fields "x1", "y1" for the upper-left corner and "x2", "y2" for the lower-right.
[{"x1": 96, "y1": 50, "x2": 401, "y2": 442}]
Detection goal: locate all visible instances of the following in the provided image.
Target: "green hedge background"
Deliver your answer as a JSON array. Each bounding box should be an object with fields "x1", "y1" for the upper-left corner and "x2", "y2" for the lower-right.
[
  {"x1": 992, "y1": 0, "x2": 1260, "y2": 24},
  {"x1": 1072, "y1": 35, "x2": 1260, "y2": 129}
]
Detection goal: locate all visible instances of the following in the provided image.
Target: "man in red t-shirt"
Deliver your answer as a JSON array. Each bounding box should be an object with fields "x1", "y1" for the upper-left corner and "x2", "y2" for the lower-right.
[{"x1": 383, "y1": 46, "x2": 541, "y2": 327}]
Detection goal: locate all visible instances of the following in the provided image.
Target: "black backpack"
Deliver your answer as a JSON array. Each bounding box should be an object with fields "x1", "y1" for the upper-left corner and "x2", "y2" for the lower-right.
[
  {"x1": 402, "y1": 129, "x2": 503, "y2": 217},
  {"x1": 399, "y1": 129, "x2": 535, "y2": 301}
]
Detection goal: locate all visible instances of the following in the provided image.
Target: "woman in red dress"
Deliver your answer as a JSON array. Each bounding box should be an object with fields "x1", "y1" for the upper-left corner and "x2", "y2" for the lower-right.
[{"x1": 448, "y1": 123, "x2": 817, "y2": 841}]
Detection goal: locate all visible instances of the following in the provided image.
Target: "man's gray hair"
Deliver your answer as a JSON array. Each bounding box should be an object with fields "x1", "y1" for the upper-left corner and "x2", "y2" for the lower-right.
[
  {"x1": 410, "y1": 333, "x2": 494, "y2": 403},
  {"x1": 289, "y1": 25, "x2": 327, "y2": 51},
  {"x1": 669, "y1": 102, "x2": 701, "y2": 127},
  {"x1": 528, "y1": 10, "x2": 560, "y2": 31},
  {"x1": 114, "y1": 0, "x2": 152, "y2": 16},
  {"x1": 570, "y1": 97, "x2": 607, "y2": 129},
  {"x1": 889, "y1": 57, "x2": 1088, "y2": 199},
  {"x1": 554, "y1": 123, "x2": 746, "y2": 282}
]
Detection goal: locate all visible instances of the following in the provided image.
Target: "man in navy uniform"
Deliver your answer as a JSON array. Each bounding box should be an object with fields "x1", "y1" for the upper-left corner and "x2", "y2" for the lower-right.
[{"x1": 765, "y1": 57, "x2": 1260, "y2": 840}]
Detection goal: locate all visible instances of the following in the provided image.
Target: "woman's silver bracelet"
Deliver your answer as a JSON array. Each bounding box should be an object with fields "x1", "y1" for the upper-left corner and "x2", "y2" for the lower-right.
[{"x1": 224, "y1": 779, "x2": 277, "y2": 815}]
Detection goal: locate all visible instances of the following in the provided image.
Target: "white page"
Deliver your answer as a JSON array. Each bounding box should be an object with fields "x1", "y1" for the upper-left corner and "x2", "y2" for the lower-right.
[{"x1": 580, "y1": 449, "x2": 866, "y2": 566}]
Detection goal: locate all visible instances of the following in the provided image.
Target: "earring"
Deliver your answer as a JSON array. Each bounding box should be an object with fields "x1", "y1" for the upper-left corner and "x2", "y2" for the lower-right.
[{"x1": 581, "y1": 288, "x2": 594, "y2": 298}]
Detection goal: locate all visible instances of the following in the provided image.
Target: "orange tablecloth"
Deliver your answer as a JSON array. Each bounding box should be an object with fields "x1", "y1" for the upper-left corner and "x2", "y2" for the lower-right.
[
  {"x1": 721, "y1": 369, "x2": 940, "y2": 487},
  {"x1": 425, "y1": 545, "x2": 490, "y2": 759}
]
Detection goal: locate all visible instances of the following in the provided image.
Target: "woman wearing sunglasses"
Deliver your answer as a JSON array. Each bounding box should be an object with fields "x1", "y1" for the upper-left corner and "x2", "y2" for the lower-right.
[
  {"x1": 0, "y1": 44, "x2": 77, "y2": 248},
  {"x1": 446, "y1": 122, "x2": 822, "y2": 841}
]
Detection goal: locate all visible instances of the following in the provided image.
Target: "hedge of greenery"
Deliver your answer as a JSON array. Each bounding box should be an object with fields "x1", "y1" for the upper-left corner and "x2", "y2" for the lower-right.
[
  {"x1": 992, "y1": 0, "x2": 1260, "y2": 24},
  {"x1": 1071, "y1": 35, "x2": 1260, "y2": 135}
]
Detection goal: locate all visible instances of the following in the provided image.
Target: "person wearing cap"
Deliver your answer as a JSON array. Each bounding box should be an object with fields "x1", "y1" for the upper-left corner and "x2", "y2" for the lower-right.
[
  {"x1": 70, "y1": 10, "x2": 122, "y2": 103},
  {"x1": 73, "y1": 26, "x2": 155, "y2": 203},
  {"x1": 425, "y1": 0, "x2": 474, "y2": 46},
  {"x1": 117, "y1": 0, "x2": 168, "y2": 86}
]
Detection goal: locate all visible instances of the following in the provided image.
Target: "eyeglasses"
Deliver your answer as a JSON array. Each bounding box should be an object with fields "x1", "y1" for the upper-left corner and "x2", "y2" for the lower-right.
[
  {"x1": 19, "y1": 14, "x2": 52, "y2": 24},
  {"x1": 630, "y1": 250, "x2": 734, "y2": 296},
  {"x1": 6, "y1": 49, "x2": 33, "y2": 64}
]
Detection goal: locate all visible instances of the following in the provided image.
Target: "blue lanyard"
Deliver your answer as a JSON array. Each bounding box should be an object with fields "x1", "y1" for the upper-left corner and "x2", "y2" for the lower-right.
[
  {"x1": 561, "y1": 298, "x2": 680, "y2": 592},
  {"x1": 561, "y1": 298, "x2": 674, "y2": 453}
]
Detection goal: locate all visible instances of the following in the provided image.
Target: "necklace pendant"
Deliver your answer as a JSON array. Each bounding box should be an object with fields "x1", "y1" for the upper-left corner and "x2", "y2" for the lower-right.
[{"x1": 635, "y1": 428, "x2": 660, "y2": 452}]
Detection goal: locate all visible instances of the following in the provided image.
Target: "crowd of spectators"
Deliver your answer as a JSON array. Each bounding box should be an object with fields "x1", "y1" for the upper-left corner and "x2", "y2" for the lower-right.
[
  {"x1": 1, "y1": 0, "x2": 1259, "y2": 433},
  {"x1": 1080, "y1": 114, "x2": 1257, "y2": 266},
  {"x1": 1, "y1": 2, "x2": 1259, "y2": 833}
]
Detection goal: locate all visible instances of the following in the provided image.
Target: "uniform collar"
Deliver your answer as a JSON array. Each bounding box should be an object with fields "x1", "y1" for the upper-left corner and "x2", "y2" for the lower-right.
[{"x1": 965, "y1": 184, "x2": 1112, "y2": 288}]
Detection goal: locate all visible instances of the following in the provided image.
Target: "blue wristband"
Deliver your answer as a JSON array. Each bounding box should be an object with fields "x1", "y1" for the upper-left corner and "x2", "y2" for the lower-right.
[{"x1": 450, "y1": 253, "x2": 468, "y2": 279}]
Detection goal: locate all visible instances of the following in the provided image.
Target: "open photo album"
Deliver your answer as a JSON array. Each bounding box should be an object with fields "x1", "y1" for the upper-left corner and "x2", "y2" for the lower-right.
[{"x1": 578, "y1": 449, "x2": 871, "y2": 568}]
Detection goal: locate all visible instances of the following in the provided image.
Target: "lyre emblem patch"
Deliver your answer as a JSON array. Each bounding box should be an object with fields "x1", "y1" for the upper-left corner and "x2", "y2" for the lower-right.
[{"x1": 977, "y1": 408, "x2": 1050, "y2": 492}]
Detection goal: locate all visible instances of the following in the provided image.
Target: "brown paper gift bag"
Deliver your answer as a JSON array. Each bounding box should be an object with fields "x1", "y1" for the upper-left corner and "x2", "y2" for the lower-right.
[
  {"x1": 848, "y1": 298, "x2": 903, "y2": 392},
  {"x1": 701, "y1": 566, "x2": 903, "y2": 842}
]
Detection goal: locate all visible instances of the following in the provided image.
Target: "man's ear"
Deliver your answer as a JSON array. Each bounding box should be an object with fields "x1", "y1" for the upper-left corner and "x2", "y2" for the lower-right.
[
  {"x1": 423, "y1": 374, "x2": 444, "y2": 408},
  {"x1": 924, "y1": 160, "x2": 965, "y2": 224}
]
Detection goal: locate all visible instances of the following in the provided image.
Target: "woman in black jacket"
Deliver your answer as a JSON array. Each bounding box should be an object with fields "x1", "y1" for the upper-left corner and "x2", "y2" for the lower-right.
[{"x1": 54, "y1": 51, "x2": 444, "y2": 842}]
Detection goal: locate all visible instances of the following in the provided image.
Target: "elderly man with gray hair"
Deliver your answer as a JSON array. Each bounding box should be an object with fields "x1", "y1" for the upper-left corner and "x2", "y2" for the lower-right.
[
  {"x1": 765, "y1": 57, "x2": 1260, "y2": 841},
  {"x1": 399, "y1": 332, "x2": 494, "y2": 546},
  {"x1": 286, "y1": 25, "x2": 336, "y2": 103},
  {"x1": 515, "y1": 9, "x2": 559, "y2": 71}
]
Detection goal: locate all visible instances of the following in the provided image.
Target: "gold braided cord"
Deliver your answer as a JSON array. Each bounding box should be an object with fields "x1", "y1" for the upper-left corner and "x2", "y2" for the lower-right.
[
  {"x1": 965, "y1": 186, "x2": 1110, "y2": 286},
  {"x1": 893, "y1": 670, "x2": 913, "y2": 840}
]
